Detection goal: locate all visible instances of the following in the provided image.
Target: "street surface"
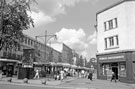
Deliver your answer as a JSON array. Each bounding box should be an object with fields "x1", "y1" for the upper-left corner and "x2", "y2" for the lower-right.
[
  {"x1": 59, "y1": 78, "x2": 135, "y2": 89},
  {"x1": 0, "y1": 84, "x2": 70, "y2": 89},
  {"x1": 0, "y1": 77, "x2": 135, "y2": 89}
]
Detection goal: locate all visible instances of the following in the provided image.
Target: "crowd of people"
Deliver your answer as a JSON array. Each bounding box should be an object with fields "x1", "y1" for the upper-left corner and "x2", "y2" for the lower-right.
[{"x1": 52, "y1": 69, "x2": 94, "y2": 81}]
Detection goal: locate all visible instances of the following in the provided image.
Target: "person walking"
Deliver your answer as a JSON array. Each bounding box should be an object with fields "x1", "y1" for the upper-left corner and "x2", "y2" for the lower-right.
[
  {"x1": 7, "y1": 68, "x2": 13, "y2": 77},
  {"x1": 60, "y1": 70, "x2": 64, "y2": 81},
  {"x1": 0, "y1": 70, "x2": 3, "y2": 80},
  {"x1": 34, "y1": 70, "x2": 40, "y2": 79},
  {"x1": 81, "y1": 70, "x2": 85, "y2": 78},
  {"x1": 111, "y1": 71, "x2": 116, "y2": 82},
  {"x1": 88, "y1": 72, "x2": 93, "y2": 81}
]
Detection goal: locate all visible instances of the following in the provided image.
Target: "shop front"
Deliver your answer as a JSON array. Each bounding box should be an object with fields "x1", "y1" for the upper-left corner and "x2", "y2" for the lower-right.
[
  {"x1": 0, "y1": 58, "x2": 20, "y2": 77},
  {"x1": 97, "y1": 51, "x2": 135, "y2": 83}
]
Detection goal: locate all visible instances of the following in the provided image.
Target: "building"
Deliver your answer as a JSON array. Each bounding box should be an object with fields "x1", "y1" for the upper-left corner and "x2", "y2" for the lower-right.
[
  {"x1": 96, "y1": 0, "x2": 135, "y2": 83},
  {"x1": 51, "y1": 48, "x2": 62, "y2": 63},
  {"x1": 0, "y1": 34, "x2": 61, "y2": 77},
  {"x1": 50, "y1": 42, "x2": 73, "y2": 64}
]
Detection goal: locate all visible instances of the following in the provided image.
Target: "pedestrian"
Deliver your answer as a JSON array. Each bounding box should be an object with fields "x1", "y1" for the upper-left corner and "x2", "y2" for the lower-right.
[
  {"x1": 0, "y1": 70, "x2": 3, "y2": 80},
  {"x1": 34, "y1": 70, "x2": 40, "y2": 79},
  {"x1": 111, "y1": 71, "x2": 116, "y2": 82},
  {"x1": 7, "y1": 68, "x2": 13, "y2": 77},
  {"x1": 81, "y1": 70, "x2": 85, "y2": 78},
  {"x1": 60, "y1": 70, "x2": 64, "y2": 81},
  {"x1": 88, "y1": 72, "x2": 93, "y2": 81}
]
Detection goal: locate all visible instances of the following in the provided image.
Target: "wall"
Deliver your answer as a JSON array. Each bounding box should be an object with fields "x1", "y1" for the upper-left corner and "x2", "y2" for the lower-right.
[
  {"x1": 97, "y1": 1, "x2": 135, "y2": 54},
  {"x1": 62, "y1": 43, "x2": 73, "y2": 63}
]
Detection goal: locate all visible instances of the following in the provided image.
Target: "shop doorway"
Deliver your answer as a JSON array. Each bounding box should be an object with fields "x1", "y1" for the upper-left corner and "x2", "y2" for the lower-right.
[
  {"x1": 112, "y1": 66, "x2": 118, "y2": 79},
  {"x1": 111, "y1": 63, "x2": 118, "y2": 79}
]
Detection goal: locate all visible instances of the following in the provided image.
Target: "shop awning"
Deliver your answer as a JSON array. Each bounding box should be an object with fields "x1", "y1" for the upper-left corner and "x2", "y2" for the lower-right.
[
  {"x1": 0, "y1": 58, "x2": 21, "y2": 63},
  {"x1": 43, "y1": 62, "x2": 58, "y2": 66},
  {"x1": 33, "y1": 62, "x2": 44, "y2": 65},
  {"x1": 71, "y1": 65, "x2": 78, "y2": 69}
]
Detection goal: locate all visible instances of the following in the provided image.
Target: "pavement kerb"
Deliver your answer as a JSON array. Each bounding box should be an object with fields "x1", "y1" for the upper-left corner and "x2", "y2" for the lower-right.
[
  {"x1": 0, "y1": 81, "x2": 90, "y2": 89},
  {"x1": 0, "y1": 77, "x2": 79, "y2": 87}
]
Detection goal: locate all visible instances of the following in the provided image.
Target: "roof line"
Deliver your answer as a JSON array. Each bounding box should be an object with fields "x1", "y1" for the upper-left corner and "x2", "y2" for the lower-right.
[{"x1": 96, "y1": 0, "x2": 135, "y2": 15}]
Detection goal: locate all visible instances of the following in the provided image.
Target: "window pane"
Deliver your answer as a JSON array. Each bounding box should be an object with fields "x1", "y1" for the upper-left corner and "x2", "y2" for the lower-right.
[
  {"x1": 109, "y1": 20, "x2": 113, "y2": 29},
  {"x1": 115, "y1": 18, "x2": 118, "y2": 28},
  {"x1": 109, "y1": 37, "x2": 114, "y2": 47},
  {"x1": 105, "y1": 38, "x2": 107, "y2": 48},
  {"x1": 116, "y1": 35, "x2": 119, "y2": 45}
]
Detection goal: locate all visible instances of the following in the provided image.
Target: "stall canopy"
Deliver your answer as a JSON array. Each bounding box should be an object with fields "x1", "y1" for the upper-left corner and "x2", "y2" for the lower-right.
[
  {"x1": 0, "y1": 58, "x2": 21, "y2": 63},
  {"x1": 57, "y1": 62, "x2": 71, "y2": 68},
  {"x1": 71, "y1": 65, "x2": 78, "y2": 69}
]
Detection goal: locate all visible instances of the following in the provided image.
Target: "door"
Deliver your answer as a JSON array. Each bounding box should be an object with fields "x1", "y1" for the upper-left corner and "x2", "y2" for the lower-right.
[{"x1": 112, "y1": 67, "x2": 118, "y2": 79}]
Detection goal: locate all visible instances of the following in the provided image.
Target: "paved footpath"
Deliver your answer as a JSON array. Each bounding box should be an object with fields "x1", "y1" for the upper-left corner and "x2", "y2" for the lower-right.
[
  {"x1": 0, "y1": 76, "x2": 78, "y2": 88},
  {"x1": 0, "y1": 76, "x2": 135, "y2": 89},
  {"x1": 59, "y1": 78, "x2": 135, "y2": 89},
  {"x1": 0, "y1": 77, "x2": 67, "y2": 85}
]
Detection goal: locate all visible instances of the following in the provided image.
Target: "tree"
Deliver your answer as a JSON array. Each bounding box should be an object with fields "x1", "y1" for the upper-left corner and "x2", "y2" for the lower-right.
[{"x1": 0, "y1": 0, "x2": 35, "y2": 51}]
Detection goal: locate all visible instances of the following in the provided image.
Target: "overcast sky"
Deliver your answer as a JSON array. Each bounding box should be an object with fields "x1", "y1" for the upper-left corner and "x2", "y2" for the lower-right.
[{"x1": 23, "y1": 0, "x2": 121, "y2": 60}]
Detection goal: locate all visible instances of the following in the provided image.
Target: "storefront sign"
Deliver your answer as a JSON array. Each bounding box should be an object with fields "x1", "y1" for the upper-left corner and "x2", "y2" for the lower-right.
[
  {"x1": 22, "y1": 49, "x2": 34, "y2": 68},
  {"x1": 22, "y1": 64, "x2": 33, "y2": 68},
  {"x1": 99, "y1": 55, "x2": 124, "y2": 60}
]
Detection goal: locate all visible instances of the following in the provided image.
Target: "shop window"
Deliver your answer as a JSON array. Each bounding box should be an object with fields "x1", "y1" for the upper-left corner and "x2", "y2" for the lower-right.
[
  {"x1": 106, "y1": 64, "x2": 112, "y2": 78},
  {"x1": 119, "y1": 63, "x2": 126, "y2": 77},
  {"x1": 133, "y1": 61, "x2": 135, "y2": 79},
  {"x1": 100, "y1": 64, "x2": 106, "y2": 75}
]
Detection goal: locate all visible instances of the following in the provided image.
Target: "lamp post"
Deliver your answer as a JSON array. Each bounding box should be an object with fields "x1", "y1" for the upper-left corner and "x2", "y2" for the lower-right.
[{"x1": 35, "y1": 30, "x2": 57, "y2": 62}]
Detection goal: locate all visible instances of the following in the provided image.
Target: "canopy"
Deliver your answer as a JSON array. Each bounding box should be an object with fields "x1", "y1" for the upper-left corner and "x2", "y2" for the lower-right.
[{"x1": 0, "y1": 58, "x2": 21, "y2": 63}]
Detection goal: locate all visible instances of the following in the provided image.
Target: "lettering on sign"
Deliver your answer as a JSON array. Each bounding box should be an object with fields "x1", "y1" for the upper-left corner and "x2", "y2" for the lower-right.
[{"x1": 99, "y1": 55, "x2": 124, "y2": 60}]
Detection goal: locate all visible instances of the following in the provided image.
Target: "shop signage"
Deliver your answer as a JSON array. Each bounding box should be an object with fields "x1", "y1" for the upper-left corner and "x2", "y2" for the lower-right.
[
  {"x1": 99, "y1": 55, "x2": 124, "y2": 60},
  {"x1": 22, "y1": 49, "x2": 34, "y2": 68},
  {"x1": 22, "y1": 64, "x2": 33, "y2": 68}
]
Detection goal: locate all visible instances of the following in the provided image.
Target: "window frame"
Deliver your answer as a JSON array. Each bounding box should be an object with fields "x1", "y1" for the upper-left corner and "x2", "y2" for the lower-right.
[
  {"x1": 104, "y1": 18, "x2": 118, "y2": 31},
  {"x1": 104, "y1": 35, "x2": 119, "y2": 50}
]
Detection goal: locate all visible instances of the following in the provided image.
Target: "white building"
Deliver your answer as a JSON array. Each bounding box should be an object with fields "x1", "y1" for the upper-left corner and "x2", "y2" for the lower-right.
[{"x1": 96, "y1": 0, "x2": 135, "y2": 83}]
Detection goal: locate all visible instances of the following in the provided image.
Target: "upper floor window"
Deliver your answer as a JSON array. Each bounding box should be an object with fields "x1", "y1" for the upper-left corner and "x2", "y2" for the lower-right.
[
  {"x1": 104, "y1": 18, "x2": 118, "y2": 31},
  {"x1": 104, "y1": 35, "x2": 119, "y2": 49},
  {"x1": 109, "y1": 37, "x2": 114, "y2": 46}
]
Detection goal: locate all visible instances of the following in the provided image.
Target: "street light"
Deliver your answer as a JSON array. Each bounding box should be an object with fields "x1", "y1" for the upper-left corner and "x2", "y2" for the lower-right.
[{"x1": 35, "y1": 30, "x2": 57, "y2": 62}]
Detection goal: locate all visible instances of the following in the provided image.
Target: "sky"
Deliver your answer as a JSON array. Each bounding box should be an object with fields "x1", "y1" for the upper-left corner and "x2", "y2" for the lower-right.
[{"x1": 23, "y1": 0, "x2": 121, "y2": 60}]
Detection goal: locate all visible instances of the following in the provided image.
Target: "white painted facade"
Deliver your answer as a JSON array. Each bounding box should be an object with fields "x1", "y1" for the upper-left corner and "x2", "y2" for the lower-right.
[{"x1": 97, "y1": 1, "x2": 135, "y2": 54}]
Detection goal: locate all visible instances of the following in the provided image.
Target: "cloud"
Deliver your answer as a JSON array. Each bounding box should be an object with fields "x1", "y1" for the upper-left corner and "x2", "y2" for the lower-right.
[
  {"x1": 8, "y1": 0, "x2": 99, "y2": 28},
  {"x1": 87, "y1": 31, "x2": 97, "y2": 45},
  {"x1": 91, "y1": 0, "x2": 100, "y2": 5},
  {"x1": 29, "y1": 0, "x2": 90, "y2": 26},
  {"x1": 55, "y1": 28, "x2": 89, "y2": 57},
  {"x1": 28, "y1": 11, "x2": 55, "y2": 27}
]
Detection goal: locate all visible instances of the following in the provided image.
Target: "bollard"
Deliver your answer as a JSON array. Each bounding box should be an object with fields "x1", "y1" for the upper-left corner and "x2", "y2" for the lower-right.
[
  {"x1": 41, "y1": 79, "x2": 47, "y2": 85},
  {"x1": 23, "y1": 78, "x2": 28, "y2": 83},
  {"x1": 7, "y1": 77, "x2": 12, "y2": 82}
]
